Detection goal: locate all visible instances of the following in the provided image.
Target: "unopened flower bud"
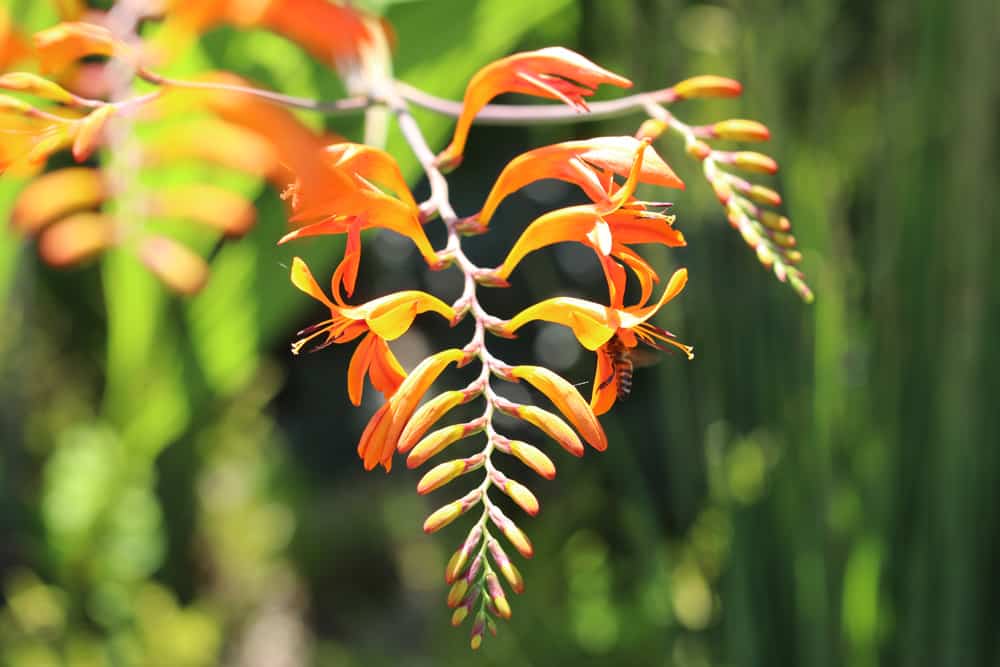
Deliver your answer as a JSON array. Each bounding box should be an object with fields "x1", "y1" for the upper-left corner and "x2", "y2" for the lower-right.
[
  {"x1": 713, "y1": 119, "x2": 771, "y2": 142},
  {"x1": 72, "y1": 105, "x2": 116, "y2": 161},
  {"x1": 759, "y1": 210, "x2": 791, "y2": 231},
  {"x1": 686, "y1": 140, "x2": 711, "y2": 160},
  {"x1": 672, "y1": 75, "x2": 742, "y2": 100},
  {"x1": 0, "y1": 73, "x2": 79, "y2": 105},
  {"x1": 507, "y1": 440, "x2": 556, "y2": 480},
  {"x1": 451, "y1": 605, "x2": 469, "y2": 626},
  {"x1": 447, "y1": 579, "x2": 469, "y2": 608},
  {"x1": 485, "y1": 572, "x2": 511, "y2": 619},
  {"x1": 635, "y1": 118, "x2": 667, "y2": 141},
  {"x1": 748, "y1": 184, "x2": 782, "y2": 207},
  {"x1": 731, "y1": 151, "x2": 778, "y2": 174}
]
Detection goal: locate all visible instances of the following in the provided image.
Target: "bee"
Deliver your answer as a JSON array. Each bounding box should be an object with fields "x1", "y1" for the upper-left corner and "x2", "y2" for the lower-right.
[{"x1": 597, "y1": 334, "x2": 662, "y2": 400}]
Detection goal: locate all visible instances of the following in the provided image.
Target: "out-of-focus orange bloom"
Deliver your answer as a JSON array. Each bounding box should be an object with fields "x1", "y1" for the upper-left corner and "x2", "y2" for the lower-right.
[
  {"x1": 475, "y1": 136, "x2": 683, "y2": 228},
  {"x1": 503, "y1": 268, "x2": 693, "y2": 415},
  {"x1": 289, "y1": 257, "x2": 455, "y2": 407},
  {"x1": 32, "y1": 22, "x2": 134, "y2": 74},
  {"x1": 438, "y1": 48, "x2": 632, "y2": 170},
  {"x1": 492, "y1": 139, "x2": 685, "y2": 309},
  {"x1": 0, "y1": 105, "x2": 78, "y2": 176},
  {"x1": 0, "y1": 9, "x2": 31, "y2": 70},
  {"x1": 162, "y1": 0, "x2": 385, "y2": 67}
]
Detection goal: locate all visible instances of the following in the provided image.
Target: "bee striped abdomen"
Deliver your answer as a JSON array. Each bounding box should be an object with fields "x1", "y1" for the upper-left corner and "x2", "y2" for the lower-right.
[{"x1": 614, "y1": 347, "x2": 634, "y2": 400}]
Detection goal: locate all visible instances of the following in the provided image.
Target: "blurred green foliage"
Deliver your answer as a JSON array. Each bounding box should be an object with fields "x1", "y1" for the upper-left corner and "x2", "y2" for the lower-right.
[{"x1": 1, "y1": 1, "x2": 998, "y2": 665}]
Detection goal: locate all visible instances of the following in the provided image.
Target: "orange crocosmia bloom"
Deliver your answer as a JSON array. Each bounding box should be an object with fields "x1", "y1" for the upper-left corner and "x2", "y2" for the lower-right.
[
  {"x1": 438, "y1": 47, "x2": 632, "y2": 170},
  {"x1": 289, "y1": 257, "x2": 455, "y2": 406},
  {"x1": 477, "y1": 136, "x2": 683, "y2": 227},
  {"x1": 33, "y1": 22, "x2": 134, "y2": 74},
  {"x1": 0, "y1": 10, "x2": 31, "y2": 70},
  {"x1": 163, "y1": 0, "x2": 383, "y2": 68},
  {"x1": 503, "y1": 268, "x2": 693, "y2": 416},
  {"x1": 277, "y1": 144, "x2": 436, "y2": 297},
  {"x1": 493, "y1": 138, "x2": 685, "y2": 308}
]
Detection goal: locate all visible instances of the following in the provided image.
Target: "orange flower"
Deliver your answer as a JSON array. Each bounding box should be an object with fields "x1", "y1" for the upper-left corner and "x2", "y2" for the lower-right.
[
  {"x1": 502, "y1": 268, "x2": 693, "y2": 415},
  {"x1": 475, "y1": 136, "x2": 683, "y2": 228},
  {"x1": 491, "y1": 138, "x2": 685, "y2": 308},
  {"x1": 33, "y1": 22, "x2": 135, "y2": 74},
  {"x1": 289, "y1": 257, "x2": 454, "y2": 407},
  {"x1": 438, "y1": 48, "x2": 632, "y2": 170},
  {"x1": 278, "y1": 143, "x2": 437, "y2": 297}
]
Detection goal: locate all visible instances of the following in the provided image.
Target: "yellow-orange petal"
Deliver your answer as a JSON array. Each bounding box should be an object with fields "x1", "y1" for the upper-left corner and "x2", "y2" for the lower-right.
[
  {"x1": 34, "y1": 22, "x2": 131, "y2": 74},
  {"x1": 348, "y1": 290, "x2": 454, "y2": 341},
  {"x1": 368, "y1": 335, "x2": 406, "y2": 400},
  {"x1": 347, "y1": 331, "x2": 376, "y2": 407},
  {"x1": 11, "y1": 167, "x2": 104, "y2": 233},
  {"x1": 505, "y1": 297, "x2": 617, "y2": 351},
  {"x1": 509, "y1": 365, "x2": 606, "y2": 451},
  {"x1": 501, "y1": 478, "x2": 539, "y2": 516},
  {"x1": 495, "y1": 205, "x2": 601, "y2": 279},
  {"x1": 620, "y1": 267, "x2": 688, "y2": 327},
  {"x1": 398, "y1": 389, "x2": 468, "y2": 454},
  {"x1": 149, "y1": 184, "x2": 256, "y2": 237},
  {"x1": 323, "y1": 143, "x2": 417, "y2": 212},
  {"x1": 613, "y1": 245, "x2": 658, "y2": 309},
  {"x1": 37, "y1": 212, "x2": 116, "y2": 267},
  {"x1": 138, "y1": 236, "x2": 209, "y2": 295},
  {"x1": 438, "y1": 48, "x2": 631, "y2": 170},
  {"x1": 289, "y1": 256, "x2": 336, "y2": 310},
  {"x1": 358, "y1": 402, "x2": 394, "y2": 472},
  {"x1": 590, "y1": 348, "x2": 618, "y2": 416},
  {"x1": 142, "y1": 118, "x2": 278, "y2": 178}
]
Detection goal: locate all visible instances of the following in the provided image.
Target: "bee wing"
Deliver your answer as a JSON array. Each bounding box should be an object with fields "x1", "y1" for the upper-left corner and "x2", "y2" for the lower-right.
[{"x1": 629, "y1": 347, "x2": 662, "y2": 368}]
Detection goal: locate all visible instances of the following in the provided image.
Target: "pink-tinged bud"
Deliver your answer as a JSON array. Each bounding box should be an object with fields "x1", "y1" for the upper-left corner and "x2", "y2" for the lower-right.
[
  {"x1": 487, "y1": 538, "x2": 524, "y2": 594},
  {"x1": 774, "y1": 262, "x2": 787, "y2": 282},
  {"x1": 509, "y1": 365, "x2": 607, "y2": 451},
  {"x1": 407, "y1": 418, "x2": 484, "y2": 469},
  {"x1": 784, "y1": 249, "x2": 803, "y2": 265},
  {"x1": 445, "y1": 525, "x2": 483, "y2": 583},
  {"x1": 503, "y1": 479, "x2": 540, "y2": 516},
  {"x1": 635, "y1": 118, "x2": 667, "y2": 141},
  {"x1": 485, "y1": 572, "x2": 512, "y2": 619},
  {"x1": 738, "y1": 222, "x2": 762, "y2": 249},
  {"x1": 37, "y1": 212, "x2": 116, "y2": 267},
  {"x1": 72, "y1": 104, "x2": 115, "y2": 162},
  {"x1": 748, "y1": 185, "x2": 782, "y2": 207},
  {"x1": 149, "y1": 185, "x2": 256, "y2": 237},
  {"x1": 423, "y1": 500, "x2": 464, "y2": 534},
  {"x1": 447, "y1": 579, "x2": 469, "y2": 608},
  {"x1": 489, "y1": 506, "x2": 534, "y2": 558},
  {"x1": 711, "y1": 178, "x2": 733, "y2": 205},
  {"x1": 473, "y1": 268, "x2": 510, "y2": 288},
  {"x1": 713, "y1": 119, "x2": 771, "y2": 142},
  {"x1": 451, "y1": 606, "x2": 469, "y2": 626},
  {"x1": 138, "y1": 236, "x2": 209, "y2": 295},
  {"x1": 465, "y1": 553, "x2": 483, "y2": 584},
  {"x1": 759, "y1": 210, "x2": 791, "y2": 231},
  {"x1": 417, "y1": 454, "x2": 484, "y2": 494},
  {"x1": 769, "y1": 230, "x2": 796, "y2": 248},
  {"x1": 732, "y1": 151, "x2": 778, "y2": 174},
  {"x1": 0, "y1": 73, "x2": 78, "y2": 105},
  {"x1": 507, "y1": 440, "x2": 556, "y2": 479},
  {"x1": 499, "y1": 401, "x2": 584, "y2": 457},
  {"x1": 790, "y1": 273, "x2": 814, "y2": 303},
  {"x1": 11, "y1": 167, "x2": 105, "y2": 233},
  {"x1": 755, "y1": 243, "x2": 774, "y2": 267},
  {"x1": 686, "y1": 140, "x2": 712, "y2": 160},
  {"x1": 470, "y1": 611, "x2": 486, "y2": 650},
  {"x1": 672, "y1": 75, "x2": 742, "y2": 100},
  {"x1": 487, "y1": 617, "x2": 497, "y2": 637},
  {"x1": 398, "y1": 390, "x2": 469, "y2": 454}
]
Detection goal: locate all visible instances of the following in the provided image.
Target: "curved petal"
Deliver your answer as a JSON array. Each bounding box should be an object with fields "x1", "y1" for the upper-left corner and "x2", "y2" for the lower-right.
[
  {"x1": 505, "y1": 297, "x2": 617, "y2": 351},
  {"x1": 368, "y1": 335, "x2": 406, "y2": 399},
  {"x1": 619, "y1": 267, "x2": 688, "y2": 328},
  {"x1": 495, "y1": 205, "x2": 600, "y2": 279},
  {"x1": 352, "y1": 290, "x2": 455, "y2": 341},
  {"x1": 612, "y1": 244, "x2": 658, "y2": 308},
  {"x1": 605, "y1": 210, "x2": 686, "y2": 247},
  {"x1": 438, "y1": 48, "x2": 631, "y2": 170},
  {"x1": 347, "y1": 331, "x2": 376, "y2": 406},
  {"x1": 289, "y1": 256, "x2": 336, "y2": 310},
  {"x1": 590, "y1": 348, "x2": 618, "y2": 416},
  {"x1": 324, "y1": 143, "x2": 418, "y2": 211},
  {"x1": 595, "y1": 251, "x2": 627, "y2": 311},
  {"x1": 384, "y1": 348, "x2": 466, "y2": 458}
]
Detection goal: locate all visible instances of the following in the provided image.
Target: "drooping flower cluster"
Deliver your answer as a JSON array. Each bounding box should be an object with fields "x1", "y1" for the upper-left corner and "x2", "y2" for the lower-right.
[{"x1": 1, "y1": 1, "x2": 810, "y2": 650}]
